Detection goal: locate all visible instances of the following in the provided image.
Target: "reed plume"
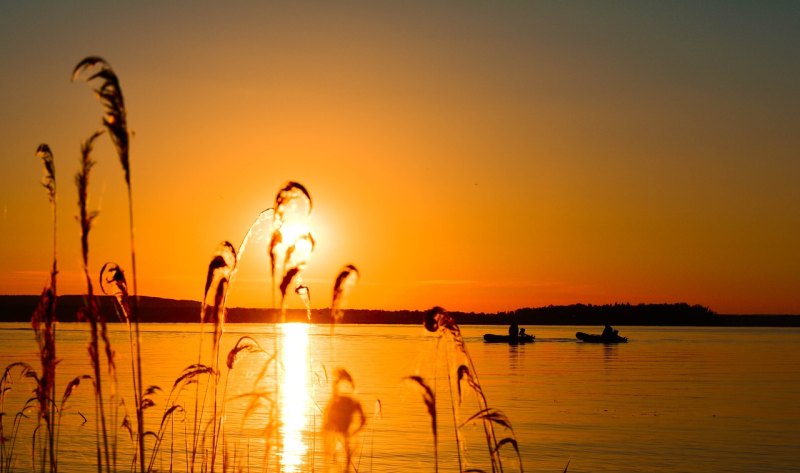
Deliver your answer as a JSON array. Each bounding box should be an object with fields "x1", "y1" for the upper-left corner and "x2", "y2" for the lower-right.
[
  {"x1": 295, "y1": 284, "x2": 311, "y2": 321},
  {"x1": 274, "y1": 181, "x2": 312, "y2": 222},
  {"x1": 283, "y1": 232, "x2": 315, "y2": 302},
  {"x1": 269, "y1": 181, "x2": 314, "y2": 313},
  {"x1": 36, "y1": 144, "x2": 57, "y2": 276},
  {"x1": 99, "y1": 263, "x2": 131, "y2": 323},
  {"x1": 202, "y1": 241, "x2": 237, "y2": 354},
  {"x1": 71, "y1": 57, "x2": 129, "y2": 186},
  {"x1": 331, "y1": 265, "x2": 359, "y2": 327},
  {"x1": 328, "y1": 265, "x2": 359, "y2": 382},
  {"x1": 55, "y1": 374, "x2": 93, "y2": 459},
  {"x1": 226, "y1": 336, "x2": 267, "y2": 371},
  {"x1": 76, "y1": 132, "x2": 101, "y2": 278}
]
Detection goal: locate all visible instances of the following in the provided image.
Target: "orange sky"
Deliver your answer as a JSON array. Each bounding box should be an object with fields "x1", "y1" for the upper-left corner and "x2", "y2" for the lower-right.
[{"x1": 1, "y1": 2, "x2": 798, "y2": 314}]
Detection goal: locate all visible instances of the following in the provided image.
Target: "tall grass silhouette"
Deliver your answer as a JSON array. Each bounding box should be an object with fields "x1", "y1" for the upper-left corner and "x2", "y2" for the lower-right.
[
  {"x1": 321, "y1": 265, "x2": 366, "y2": 472},
  {"x1": 75, "y1": 130, "x2": 119, "y2": 473},
  {"x1": 0, "y1": 362, "x2": 37, "y2": 471},
  {"x1": 200, "y1": 241, "x2": 237, "y2": 471},
  {"x1": 3, "y1": 55, "x2": 533, "y2": 473},
  {"x1": 32, "y1": 143, "x2": 58, "y2": 472},
  {"x1": 421, "y1": 306, "x2": 524, "y2": 473},
  {"x1": 98, "y1": 262, "x2": 135, "y2": 472},
  {"x1": 72, "y1": 56, "x2": 146, "y2": 473}
]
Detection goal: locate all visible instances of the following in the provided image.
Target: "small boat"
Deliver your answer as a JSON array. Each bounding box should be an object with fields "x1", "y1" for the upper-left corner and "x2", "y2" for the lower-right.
[
  {"x1": 575, "y1": 331, "x2": 628, "y2": 343},
  {"x1": 483, "y1": 333, "x2": 535, "y2": 344}
]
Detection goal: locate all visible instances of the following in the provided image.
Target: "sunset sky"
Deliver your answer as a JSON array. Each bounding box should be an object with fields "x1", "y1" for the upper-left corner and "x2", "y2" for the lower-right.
[{"x1": 1, "y1": 2, "x2": 798, "y2": 314}]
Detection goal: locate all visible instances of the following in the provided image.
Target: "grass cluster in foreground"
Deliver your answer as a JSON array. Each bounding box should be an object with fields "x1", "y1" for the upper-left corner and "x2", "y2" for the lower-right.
[{"x1": 1, "y1": 57, "x2": 525, "y2": 473}]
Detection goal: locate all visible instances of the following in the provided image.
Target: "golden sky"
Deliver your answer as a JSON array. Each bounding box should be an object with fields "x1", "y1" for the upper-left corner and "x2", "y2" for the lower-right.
[{"x1": 1, "y1": 2, "x2": 798, "y2": 314}]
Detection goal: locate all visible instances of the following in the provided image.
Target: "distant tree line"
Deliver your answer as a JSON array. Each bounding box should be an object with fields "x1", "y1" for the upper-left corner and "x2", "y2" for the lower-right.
[
  {"x1": 1, "y1": 296, "x2": 798, "y2": 326},
  {"x1": 504, "y1": 302, "x2": 717, "y2": 326}
]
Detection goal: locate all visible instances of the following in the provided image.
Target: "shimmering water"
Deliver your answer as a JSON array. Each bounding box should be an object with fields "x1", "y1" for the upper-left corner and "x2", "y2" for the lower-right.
[{"x1": 1, "y1": 323, "x2": 798, "y2": 472}]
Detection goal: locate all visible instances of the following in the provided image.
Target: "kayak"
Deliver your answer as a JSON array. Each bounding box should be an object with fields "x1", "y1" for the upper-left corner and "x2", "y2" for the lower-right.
[
  {"x1": 483, "y1": 333, "x2": 535, "y2": 344},
  {"x1": 576, "y1": 331, "x2": 628, "y2": 343}
]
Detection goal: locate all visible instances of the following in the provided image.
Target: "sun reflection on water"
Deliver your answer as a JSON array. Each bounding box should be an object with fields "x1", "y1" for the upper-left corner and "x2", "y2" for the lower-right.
[{"x1": 280, "y1": 323, "x2": 311, "y2": 472}]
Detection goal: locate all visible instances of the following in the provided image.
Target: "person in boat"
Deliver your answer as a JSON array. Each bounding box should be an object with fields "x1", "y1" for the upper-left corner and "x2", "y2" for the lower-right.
[
  {"x1": 508, "y1": 321, "x2": 519, "y2": 340},
  {"x1": 602, "y1": 324, "x2": 615, "y2": 338},
  {"x1": 519, "y1": 327, "x2": 527, "y2": 339}
]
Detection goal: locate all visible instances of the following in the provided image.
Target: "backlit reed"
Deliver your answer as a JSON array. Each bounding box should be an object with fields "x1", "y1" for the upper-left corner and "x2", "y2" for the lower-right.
[
  {"x1": 422, "y1": 306, "x2": 524, "y2": 473},
  {"x1": 75, "y1": 130, "x2": 118, "y2": 473},
  {"x1": 201, "y1": 241, "x2": 237, "y2": 471},
  {"x1": 32, "y1": 143, "x2": 58, "y2": 472},
  {"x1": 72, "y1": 56, "x2": 146, "y2": 473},
  {"x1": 269, "y1": 181, "x2": 314, "y2": 315},
  {"x1": 321, "y1": 265, "x2": 366, "y2": 472}
]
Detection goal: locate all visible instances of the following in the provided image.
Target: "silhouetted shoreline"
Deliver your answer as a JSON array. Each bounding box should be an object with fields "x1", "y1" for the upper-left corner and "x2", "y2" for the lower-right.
[{"x1": 1, "y1": 295, "x2": 798, "y2": 327}]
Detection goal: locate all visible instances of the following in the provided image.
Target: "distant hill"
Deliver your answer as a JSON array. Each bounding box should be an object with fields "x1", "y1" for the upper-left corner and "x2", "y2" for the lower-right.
[
  {"x1": 0, "y1": 295, "x2": 202, "y2": 323},
  {"x1": 0, "y1": 295, "x2": 798, "y2": 327}
]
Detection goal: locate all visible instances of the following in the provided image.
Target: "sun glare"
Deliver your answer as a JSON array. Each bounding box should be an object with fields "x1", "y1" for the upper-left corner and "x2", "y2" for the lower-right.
[{"x1": 280, "y1": 323, "x2": 311, "y2": 472}]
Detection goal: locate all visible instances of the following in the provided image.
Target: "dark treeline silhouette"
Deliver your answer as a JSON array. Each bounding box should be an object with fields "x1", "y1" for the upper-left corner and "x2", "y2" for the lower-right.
[
  {"x1": 509, "y1": 302, "x2": 718, "y2": 326},
  {"x1": 0, "y1": 296, "x2": 798, "y2": 326}
]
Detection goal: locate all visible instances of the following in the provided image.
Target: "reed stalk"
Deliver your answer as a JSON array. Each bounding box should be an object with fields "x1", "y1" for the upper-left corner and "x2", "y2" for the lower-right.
[
  {"x1": 99, "y1": 262, "x2": 134, "y2": 471},
  {"x1": 406, "y1": 375, "x2": 438, "y2": 472},
  {"x1": 32, "y1": 143, "x2": 58, "y2": 473},
  {"x1": 329, "y1": 265, "x2": 359, "y2": 364},
  {"x1": 72, "y1": 56, "x2": 144, "y2": 473},
  {"x1": 30, "y1": 287, "x2": 56, "y2": 473},
  {"x1": 444, "y1": 346, "x2": 464, "y2": 473},
  {"x1": 75, "y1": 130, "x2": 114, "y2": 473},
  {"x1": 266, "y1": 182, "x2": 315, "y2": 470},
  {"x1": 322, "y1": 267, "x2": 363, "y2": 472},
  {"x1": 186, "y1": 242, "x2": 236, "y2": 472},
  {"x1": 211, "y1": 243, "x2": 236, "y2": 472}
]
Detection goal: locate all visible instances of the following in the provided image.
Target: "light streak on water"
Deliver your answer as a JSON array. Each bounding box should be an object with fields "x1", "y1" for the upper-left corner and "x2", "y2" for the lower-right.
[{"x1": 280, "y1": 323, "x2": 311, "y2": 472}]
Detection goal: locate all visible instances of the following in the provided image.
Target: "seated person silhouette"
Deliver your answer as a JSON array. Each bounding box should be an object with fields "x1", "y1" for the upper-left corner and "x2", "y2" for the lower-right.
[
  {"x1": 602, "y1": 324, "x2": 615, "y2": 338},
  {"x1": 508, "y1": 321, "x2": 519, "y2": 340}
]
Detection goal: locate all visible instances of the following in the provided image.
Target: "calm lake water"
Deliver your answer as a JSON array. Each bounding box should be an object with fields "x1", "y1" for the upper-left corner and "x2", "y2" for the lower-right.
[{"x1": 1, "y1": 323, "x2": 798, "y2": 472}]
